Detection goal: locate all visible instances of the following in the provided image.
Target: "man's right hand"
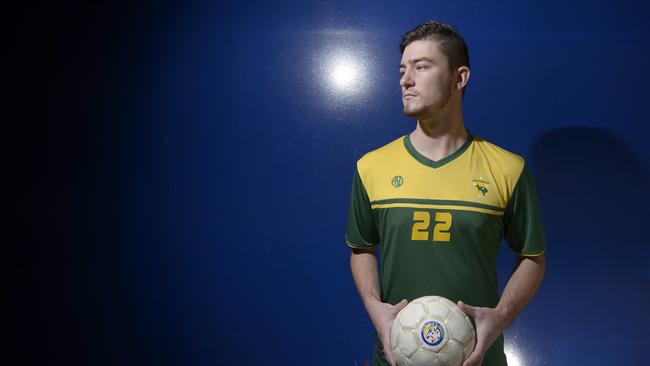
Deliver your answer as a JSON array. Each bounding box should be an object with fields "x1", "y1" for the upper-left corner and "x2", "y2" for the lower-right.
[{"x1": 365, "y1": 298, "x2": 408, "y2": 366}]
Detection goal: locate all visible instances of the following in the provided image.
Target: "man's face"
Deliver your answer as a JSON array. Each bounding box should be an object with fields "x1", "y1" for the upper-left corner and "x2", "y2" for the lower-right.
[{"x1": 399, "y1": 39, "x2": 455, "y2": 118}]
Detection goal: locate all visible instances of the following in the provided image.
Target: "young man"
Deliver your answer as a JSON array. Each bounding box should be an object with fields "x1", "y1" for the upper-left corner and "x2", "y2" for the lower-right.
[{"x1": 346, "y1": 21, "x2": 546, "y2": 366}]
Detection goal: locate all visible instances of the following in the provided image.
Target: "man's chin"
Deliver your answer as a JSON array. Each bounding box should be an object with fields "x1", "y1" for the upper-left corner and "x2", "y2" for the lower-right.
[{"x1": 403, "y1": 108, "x2": 421, "y2": 118}]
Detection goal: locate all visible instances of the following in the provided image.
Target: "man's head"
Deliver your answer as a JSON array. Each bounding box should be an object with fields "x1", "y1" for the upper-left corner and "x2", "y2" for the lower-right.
[
  {"x1": 400, "y1": 21, "x2": 470, "y2": 76},
  {"x1": 398, "y1": 21, "x2": 470, "y2": 118}
]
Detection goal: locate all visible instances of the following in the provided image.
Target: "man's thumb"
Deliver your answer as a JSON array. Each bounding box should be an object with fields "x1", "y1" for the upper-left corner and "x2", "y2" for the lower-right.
[
  {"x1": 394, "y1": 299, "x2": 408, "y2": 313},
  {"x1": 457, "y1": 301, "x2": 476, "y2": 316}
]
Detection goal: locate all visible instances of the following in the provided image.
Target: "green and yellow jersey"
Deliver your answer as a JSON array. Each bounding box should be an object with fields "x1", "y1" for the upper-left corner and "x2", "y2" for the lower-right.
[{"x1": 346, "y1": 133, "x2": 545, "y2": 366}]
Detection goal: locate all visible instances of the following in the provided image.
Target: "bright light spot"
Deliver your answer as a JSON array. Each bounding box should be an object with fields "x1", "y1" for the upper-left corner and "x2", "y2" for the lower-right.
[
  {"x1": 330, "y1": 58, "x2": 359, "y2": 89},
  {"x1": 317, "y1": 48, "x2": 372, "y2": 101},
  {"x1": 309, "y1": 35, "x2": 378, "y2": 111},
  {"x1": 504, "y1": 343, "x2": 522, "y2": 366}
]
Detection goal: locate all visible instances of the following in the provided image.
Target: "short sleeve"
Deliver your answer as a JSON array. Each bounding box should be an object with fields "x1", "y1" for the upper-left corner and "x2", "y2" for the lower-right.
[
  {"x1": 503, "y1": 163, "x2": 546, "y2": 256},
  {"x1": 345, "y1": 168, "x2": 379, "y2": 248}
]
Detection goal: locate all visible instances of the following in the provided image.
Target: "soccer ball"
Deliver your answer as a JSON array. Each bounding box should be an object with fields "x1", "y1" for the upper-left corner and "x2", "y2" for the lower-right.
[{"x1": 391, "y1": 296, "x2": 476, "y2": 366}]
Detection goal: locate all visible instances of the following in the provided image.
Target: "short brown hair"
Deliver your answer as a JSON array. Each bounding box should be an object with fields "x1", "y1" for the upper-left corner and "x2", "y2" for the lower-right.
[{"x1": 399, "y1": 20, "x2": 470, "y2": 72}]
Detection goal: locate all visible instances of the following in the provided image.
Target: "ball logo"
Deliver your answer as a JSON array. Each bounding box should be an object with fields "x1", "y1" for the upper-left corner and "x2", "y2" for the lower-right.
[{"x1": 420, "y1": 320, "x2": 445, "y2": 346}]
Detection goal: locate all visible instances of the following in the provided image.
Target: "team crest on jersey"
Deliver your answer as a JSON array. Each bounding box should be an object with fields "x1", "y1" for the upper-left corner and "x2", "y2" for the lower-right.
[
  {"x1": 421, "y1": 320, "x2": 444, "y2": 346},
  {"x1": 391, "y1": 175, "x2": 403, "y2": 188},
  {"x1": 472, "y1": 176, "x2": 489, "y2": 197}
]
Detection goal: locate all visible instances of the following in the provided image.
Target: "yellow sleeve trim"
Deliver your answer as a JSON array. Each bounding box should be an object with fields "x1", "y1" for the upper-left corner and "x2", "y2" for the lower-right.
[
  {"x1": 518, "y1": 249, "x2": 546, "y2": 257},
  {"x1": 345, "y1": 237, "x2": 377, "y2": 249}
]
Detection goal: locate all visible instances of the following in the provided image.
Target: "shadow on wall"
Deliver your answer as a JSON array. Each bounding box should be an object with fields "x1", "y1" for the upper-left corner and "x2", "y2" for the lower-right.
[
  {"x1": 532, "y1": 127, "x2": 648, "y2": 252},
  {"x1": 530, "y1": 127, "x2": 649, "y2": 360}
]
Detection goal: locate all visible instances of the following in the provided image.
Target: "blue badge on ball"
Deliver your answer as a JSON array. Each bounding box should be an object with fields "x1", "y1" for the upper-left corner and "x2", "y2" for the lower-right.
[{"x1": 421, "y1": 320, "x2": 444, "y2": 346}]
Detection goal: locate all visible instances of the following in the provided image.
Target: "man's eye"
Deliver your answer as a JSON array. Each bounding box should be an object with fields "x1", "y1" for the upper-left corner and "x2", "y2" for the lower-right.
[{"x1": 416, "y1": 65, "x2": 427, "y2": 70}]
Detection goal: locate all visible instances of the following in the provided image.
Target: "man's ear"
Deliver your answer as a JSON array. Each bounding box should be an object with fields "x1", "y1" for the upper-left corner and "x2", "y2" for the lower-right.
[{"x1": 456, "y1": 66, "x2": 470, "y2": 91}]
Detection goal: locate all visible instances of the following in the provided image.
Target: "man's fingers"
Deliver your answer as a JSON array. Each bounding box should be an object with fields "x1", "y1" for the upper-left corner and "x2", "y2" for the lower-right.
[
  {"x1": 385, "y1": 348, "x2": 397, "y2": 366},
  {"x1": 386, "y1": 299, "x2": 407, "y2": 365},
  {"x1": 381, "y1": 334, "x2": 397, "y2": 366},
  {"x1": 375, "y1": 299, "x2": 408, "y2": 366},
  {"x1": 385, "y1": 301, "x2": 405, "y2": 366},
  {"x1": 461, "y1": 352, "x2": 483, "y2": 366},
  {"x1": 462, "y1": 343, "x2": 486, "y2": 366},
  {"x1": 463, "y1": 333, "x2": 486, "y2": 366}
]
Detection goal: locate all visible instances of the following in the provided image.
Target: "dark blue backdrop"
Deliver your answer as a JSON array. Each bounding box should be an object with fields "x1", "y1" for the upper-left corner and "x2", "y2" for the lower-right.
[{"x1": 11, "y1": 1, "x2": 650, "y2": 365}]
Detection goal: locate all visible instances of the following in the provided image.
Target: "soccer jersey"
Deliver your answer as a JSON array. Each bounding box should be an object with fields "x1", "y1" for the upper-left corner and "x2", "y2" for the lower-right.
[{"x1": 345, "y1": 133, "x2": 545, "y2": 366}]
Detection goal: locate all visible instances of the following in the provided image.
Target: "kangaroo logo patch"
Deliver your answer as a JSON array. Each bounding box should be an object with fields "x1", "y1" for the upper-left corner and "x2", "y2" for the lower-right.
[{"x1": 472, "y1": 177, "x2": 489, "y2": 197}]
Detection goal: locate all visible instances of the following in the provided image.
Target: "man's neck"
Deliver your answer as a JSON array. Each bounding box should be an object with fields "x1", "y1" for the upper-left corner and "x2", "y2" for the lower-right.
[{"x1": 409, "y1": 110, "x2": 468, "y2": 162}]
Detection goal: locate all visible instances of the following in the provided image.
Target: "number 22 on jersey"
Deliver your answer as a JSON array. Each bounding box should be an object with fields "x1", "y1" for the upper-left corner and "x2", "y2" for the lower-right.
[{"x1": 411, "y1": 211, "x2": 452, "y2": 242}]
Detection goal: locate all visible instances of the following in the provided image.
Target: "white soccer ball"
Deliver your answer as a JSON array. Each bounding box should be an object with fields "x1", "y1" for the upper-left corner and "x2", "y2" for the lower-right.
[{"x1": 391, "y1": 296, "x2": 476, "y2": 366}]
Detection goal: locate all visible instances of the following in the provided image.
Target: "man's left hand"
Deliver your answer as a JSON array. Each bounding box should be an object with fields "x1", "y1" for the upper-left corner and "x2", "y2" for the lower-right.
[{"x1": 457, "y1": 301, "x2": 510, "y2": 366}]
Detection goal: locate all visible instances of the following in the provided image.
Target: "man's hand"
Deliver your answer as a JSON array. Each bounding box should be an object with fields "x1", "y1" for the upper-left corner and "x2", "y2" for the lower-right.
[
  {"x1": 458, "y1": 254, "x2": 546, "y2": 365},
  {"x1": 457, "y1": 301, "x2": 509, "y2": 366},
  {"x1": 365, "y1": 298, "x2": 408, "y2": 366},
  {"x1": 351, "y1": 248, "x2": 409, "y2": 365}
]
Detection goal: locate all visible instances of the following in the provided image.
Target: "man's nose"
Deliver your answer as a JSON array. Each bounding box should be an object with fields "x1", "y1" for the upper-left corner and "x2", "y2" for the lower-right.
[{"x1": 400, "y1": 70, "x2": 414, "y2": 88}]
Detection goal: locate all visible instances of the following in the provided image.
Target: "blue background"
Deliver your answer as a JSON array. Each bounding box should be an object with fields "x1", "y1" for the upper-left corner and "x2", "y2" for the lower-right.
[{"x1": 10, "y1": 1, "x2": 650, "y2": 365}]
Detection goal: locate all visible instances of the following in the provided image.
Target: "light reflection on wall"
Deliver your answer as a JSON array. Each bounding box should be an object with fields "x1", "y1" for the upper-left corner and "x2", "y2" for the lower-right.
[
  {"x1": 504, "y1": 340, "x2": 523, "y2": 366},
  {"x1": 310, "y1": 31, "x2": 378, "y2": 112},
  {"x1": 329, "y1": 55, "x2": 361, "y2": 90},
  {"x1": 325, "y1": 50, "x2": 365, "y2": 93},
  {"x1": 318, "y1": 47, "x2": 374, "y2": 108}
]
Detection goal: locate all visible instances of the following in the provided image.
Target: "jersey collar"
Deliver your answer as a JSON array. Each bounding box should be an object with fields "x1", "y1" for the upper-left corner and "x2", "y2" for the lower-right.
[{"x1": 403, "y1": 131, "x2": 474, "y2": 169}]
